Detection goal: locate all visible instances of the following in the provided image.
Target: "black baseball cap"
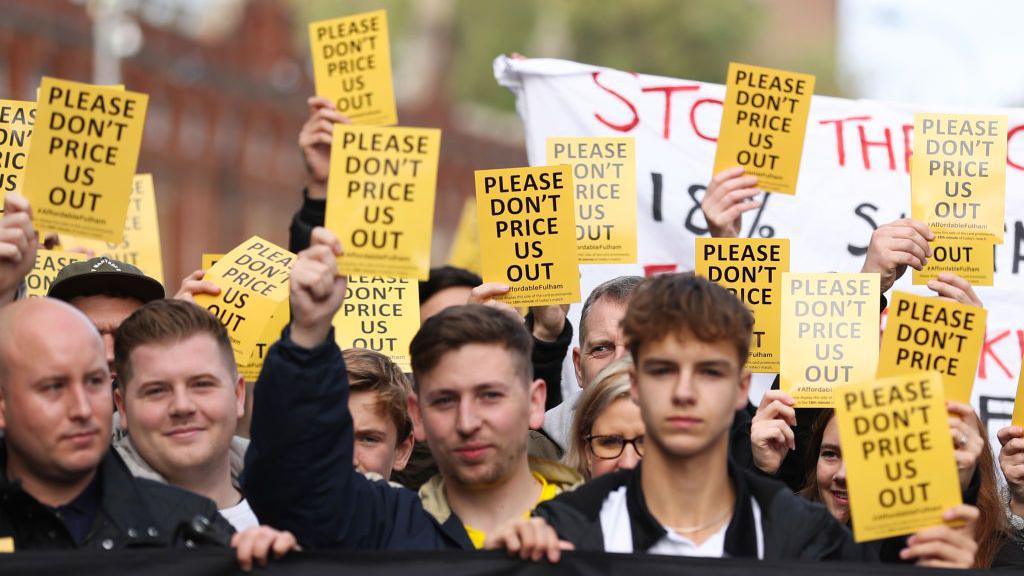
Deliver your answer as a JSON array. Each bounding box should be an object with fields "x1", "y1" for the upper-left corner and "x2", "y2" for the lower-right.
[{"x1": 47, "y1": 257, "x2": 165, "y2": 304}]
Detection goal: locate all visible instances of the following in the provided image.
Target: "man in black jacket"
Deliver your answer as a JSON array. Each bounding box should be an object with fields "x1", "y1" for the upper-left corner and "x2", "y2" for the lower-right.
[
  {"x1": 243, "y1": 227, "x2": 571, "y2": 558},
  {"x1": 535, "y1": 273, "x2": 979, "y2": 567},
  {"x1": 0, "y1": 297, "x2": 297, "y2": 569}
]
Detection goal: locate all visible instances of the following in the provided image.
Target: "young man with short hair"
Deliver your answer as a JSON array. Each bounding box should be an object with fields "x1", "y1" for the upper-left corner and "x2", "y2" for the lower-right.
[
  {"x1": 536, "y1": 273, "x2": 978, "y2": 566},
  {"x1": 344, "y1": 348, "x2": 414, "y2": 480},
  {"x1": 243, "y1": 227, "x2": 574, "y2": 557},
  {"x1": 112, "y1": 299, "x2": 257, "y2": 531}
]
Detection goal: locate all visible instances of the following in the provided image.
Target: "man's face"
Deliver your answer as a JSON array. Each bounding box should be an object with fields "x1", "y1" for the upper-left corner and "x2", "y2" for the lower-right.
[
  {"x1": 0, "y1": 311, "x2": 112, "y2": 486},
  {"x1": 350, "y1": 389, "x2": 413, "y2": 480},
  {"x1": 573, "y1": 298, "x2": 629, "y2": 388},
  {"x1": 409, "y1": 344, "x2": 544, "y2": 488},
  {"x1": 419, "y1": 286, "x2": 473, "y2": 324},
  {"x1": 71, "y1": 295, "x2": 143, "y2": 378},
  {"x1": 631, "y1": 330, "x2": 749, "y2": 460},
  {"x1": 115, "y1": 334, "x2": 243, "y2": 483}
]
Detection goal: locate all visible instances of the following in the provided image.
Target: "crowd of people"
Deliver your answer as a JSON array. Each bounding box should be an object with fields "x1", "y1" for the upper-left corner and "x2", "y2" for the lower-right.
[{"x1": 0, "y1": 85, "x2": 1022, "y2": 573}]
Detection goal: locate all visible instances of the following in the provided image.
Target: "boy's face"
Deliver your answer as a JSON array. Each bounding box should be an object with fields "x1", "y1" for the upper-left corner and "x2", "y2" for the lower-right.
[
  {"x1": 409, "y1": 343, "x2": 545, "y2": 488},
  {"x1": 350, "y1": 389, "x2": 413, "y2": 480},
  {"x1": 631, "y1": 330, "x2": 749, "y2": 460}
]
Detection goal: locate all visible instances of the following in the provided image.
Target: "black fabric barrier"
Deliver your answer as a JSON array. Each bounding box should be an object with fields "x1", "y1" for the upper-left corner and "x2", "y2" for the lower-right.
[{"x1": 0, "y1": 549, "x2": 989, "y2": 576}]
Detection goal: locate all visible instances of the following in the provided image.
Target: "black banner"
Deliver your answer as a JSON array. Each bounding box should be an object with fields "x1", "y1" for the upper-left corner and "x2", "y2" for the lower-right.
[{"x1": 0, "y1": 549, "x2": 982, "y2": 575}]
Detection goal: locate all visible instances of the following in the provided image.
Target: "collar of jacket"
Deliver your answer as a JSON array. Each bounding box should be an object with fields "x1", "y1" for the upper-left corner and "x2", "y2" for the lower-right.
[
  {"x1": 418, "y1": 456, "x2": 583, "y2": 531},
  {"x1": 0, "y1": 444, "x2": 168, "y2": 547},
  {"x1": 625, "y1": 460, "x2": 759, "y2": 557},
  {"x1": 113, "y1": 434, "x2": 249, "y2": 492}
]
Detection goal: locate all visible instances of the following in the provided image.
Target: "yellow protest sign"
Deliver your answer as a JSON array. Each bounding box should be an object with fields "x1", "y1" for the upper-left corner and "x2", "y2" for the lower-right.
[
  {"x1": 696, "y1": 238, "x2": 789, "y2": 373},
  {"x1": 475, "y1": 165, "x2": 580, "y2": 307},
  {"x1": 447, "y1": 197, "x2": 481, "y2": 275},
  {"x1": 877, "y1": 292, "x2": 986, "y2": 404},
  {"x1": 0, "y1": 100, "x2": 35, "y2": 213},
  {"x1": 309, "y1": 10, "x2": 397, "y2": 126},
  {"x1": 835, "y1": 371, "x2": 962, "y2": 542},
  {"x1": 912, "y1": 238, "x2": 994, "y2": 287},
  {"x1": 546, "y1": 137, "x2": 636, "y2": 263},
  {"x1": 202, "y1": 253, "x2": 224, "y2": 271},
  {"x1": 911, "y1": 113, "x2": 1007, "y2": 244},
  {"x1": 1013, "y1": 361, "x2": 1024, "y2": 427},
  {"x1": 193, "y1": 237, "x2": 294, "y2": 367},
  {"x1": 24, "y1": 249, "x2": 86, "y2": 298},
  {"x1": 713, "y1": 63, "x2": 815, "y2": 195},
  {"x1": 325, "y1": 124, "x2": 440, "y2": 280},
  {"x1": 22, "y1": 77, "x2": 148, "y2": 243},
  {"x1": 779, "y1": 273, "x2": 880, "y2": 407},
  {"x1": 333, "y1": 275, "x2": 419, "y2": 372},
  {"x1": 61, "y1": 174, "x2": 164, "y2": 284},
  {"x1": 239, "y1": 301, "x2": 290, "y2": 382}
]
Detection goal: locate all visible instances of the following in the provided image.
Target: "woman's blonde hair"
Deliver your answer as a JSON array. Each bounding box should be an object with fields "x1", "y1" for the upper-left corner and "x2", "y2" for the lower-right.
[{"x1": 564, "y1": 356, "x2": 635, "y2": 480}]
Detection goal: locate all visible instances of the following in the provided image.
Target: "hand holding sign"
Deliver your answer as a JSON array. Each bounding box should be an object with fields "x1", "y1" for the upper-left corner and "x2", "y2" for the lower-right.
[
  {"x1": 860, "y1": 218, "x2": 934, "y2": 293},
  {"x1": 997, "y1": 426, "x2": 1024, "y2": 515},
  {"x1": 299, "y1": 97, "x2": 349, "y2": 200},
  {"x1": 467, "y1": 282, "x2": 524, "y2": 324},
  {"x1": 947, "y1": 402, "x2": 983, "y2": 490},
  {"x1": 291, "y1": 227, "x2": 346, "y2": 349},
  {"x1": 702, "y1": 167, "x2": 762, "y2": 239},
  {"x1": 899, "y1": 505, "x2": 979, "y2": 569},
  {"x1": 0, "y1": 193, "x2": 38, "y2": 303},
  {"x1": 749, "y1": 389, "x2": 796, "y2": 475},
  {"x1": 926, "y1": 272, "x2": 983, "y2": 308},
  {"x1": 174, "y1": 269, "x2": 221, "y2": 303}
]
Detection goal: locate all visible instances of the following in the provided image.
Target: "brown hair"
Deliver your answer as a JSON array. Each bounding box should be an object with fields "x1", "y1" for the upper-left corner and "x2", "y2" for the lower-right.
[
  {"x1": 114, "y1": 299, "x2": 235, "y2": 390},
  {"x1": 564, "y1": 356, "x2": 634, "y2": 480},
  {"x1": 622, "y1": 273, "x2": 753, "y2": 366},
  {"x1": 799, "y1": 408, "x2": 835, "y2": 504},
  {"x1": 409, "y1": 304, "x2": 532, "y2": 388},
  {"x1": 343, "y1": 348, "x2": 413, "y2": 443}
]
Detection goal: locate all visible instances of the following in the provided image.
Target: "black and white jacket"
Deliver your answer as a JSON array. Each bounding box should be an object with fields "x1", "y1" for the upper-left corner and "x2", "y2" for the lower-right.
[{"x1": 534, "y1": 461, "x2": 876, "y2": 562}]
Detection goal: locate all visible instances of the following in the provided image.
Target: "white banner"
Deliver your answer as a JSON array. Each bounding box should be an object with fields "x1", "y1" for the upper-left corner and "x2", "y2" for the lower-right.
[{"x1": 495, "y1": 56, "x2": 1024, "y2": 441}]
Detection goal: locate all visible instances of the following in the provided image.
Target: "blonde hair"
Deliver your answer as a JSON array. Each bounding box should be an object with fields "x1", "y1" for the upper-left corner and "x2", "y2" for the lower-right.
[{"x1": 564, "y1": 356, "x2": 634, "y2": 480}]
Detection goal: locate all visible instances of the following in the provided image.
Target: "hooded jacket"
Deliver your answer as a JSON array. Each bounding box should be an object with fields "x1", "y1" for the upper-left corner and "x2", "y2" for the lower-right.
[{"x1": 534, "y1": 462, "x2": 875, "y2": 562}]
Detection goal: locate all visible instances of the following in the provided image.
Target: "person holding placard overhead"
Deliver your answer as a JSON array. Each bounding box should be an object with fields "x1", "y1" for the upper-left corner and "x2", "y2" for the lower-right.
[{"x1": 801, "y1": 408, "x2": 1021, "y2": 567}]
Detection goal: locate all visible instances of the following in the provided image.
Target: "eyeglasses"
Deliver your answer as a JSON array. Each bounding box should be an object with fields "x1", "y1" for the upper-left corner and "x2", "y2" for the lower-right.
[{"x1": 585, "y1": 434, "x2": 645, "y2": 460}]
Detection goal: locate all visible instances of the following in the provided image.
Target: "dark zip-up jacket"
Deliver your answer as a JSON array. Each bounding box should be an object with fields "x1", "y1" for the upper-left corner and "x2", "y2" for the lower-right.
[
  {"x1": 243, "y1": 326, "x2": 471, "y2": 550},
  {"x1": 534, "y1": 462, "x2": 876, "y2": 561},
  {"x1": 0, "y1": 446, "x2": 233, "y2": 551}
]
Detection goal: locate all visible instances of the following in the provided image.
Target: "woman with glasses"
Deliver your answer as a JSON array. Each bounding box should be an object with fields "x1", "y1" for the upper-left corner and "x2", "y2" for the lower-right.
[{"x1": 564, "y1": 357, "x2": 645, "y2": 480}]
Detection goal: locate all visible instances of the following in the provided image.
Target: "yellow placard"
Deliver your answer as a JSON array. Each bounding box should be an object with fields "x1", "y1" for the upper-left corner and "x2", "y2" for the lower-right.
[
  {"x1": 475, "y1": 165, "x2": 580, "y2": 307},
  {"x1": 61, "y1": 174, "x2": 164, "y2": 284},
  {"x1": 333, "y1": 275, "x2": 419, "y2": 372},
  {"x1": 24, "y1": 249, "x2": 86, "y2": 298},
  {"x1": 0, "y1": 99, "x2": 35, "y2": 213},
  {"x1": 193, "y1": 236, "x2": 294, "y2": 366},
  {"x1": 911, "y1": 113, "x2": 1007, "y2": 244},
  {"x1": 878, "y1": 292, "x2": 986, "y2": 404},
  {"x1": 22, "y1": 77, "x2": 148, "y2": 243},
  {"x1": 835, "y1": 371, "x2": 962, "y2": 542},
  {"x1": 447, "y1": 197, "x2": 481, "y2": 275},
  {"x1": 712, "y1": 63, "x2": 815, "y2": 195},
  {"x1": 309, "y1": 10, "x2": 397, "y2": 126},
  {"x1": 912, "y1": 238, "x2": 994, "y2": 287},
  {"x1": 239, "y1": 301, "x2": 290, "y2": 383},
  {"x1": 202, "y1": 253, "x2": 224, "y2": 271},
  {"x1": 696, "y1": 238, "x2": 789, "y2": 373},
  {"x1": 779, "y1": 273, "x2": 880, "y2": 407},
  {"x1": 325, "y1": 124, "x2": 440, "y2": 281},
  {"x1": 546, "y1": 137, "x2": 636, "y2": 264},
  {"x1": 1013, "y1": 360, "x2": 1024, "y2": 427}
]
